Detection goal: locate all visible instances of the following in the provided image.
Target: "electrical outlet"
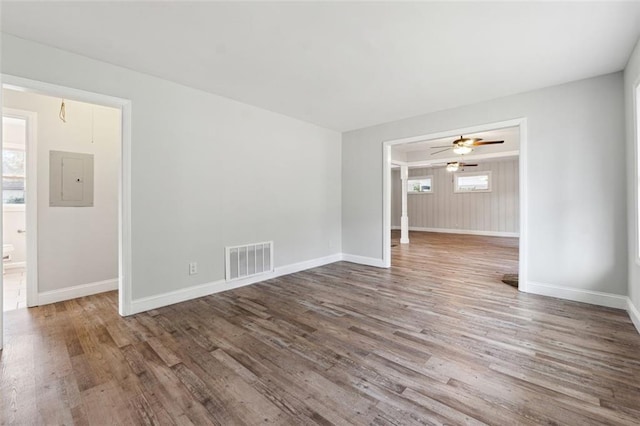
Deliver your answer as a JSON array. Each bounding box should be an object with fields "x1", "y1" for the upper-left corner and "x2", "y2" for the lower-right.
[{"x1": 189, "y1": 262, "x2": 198, "y2": 275}]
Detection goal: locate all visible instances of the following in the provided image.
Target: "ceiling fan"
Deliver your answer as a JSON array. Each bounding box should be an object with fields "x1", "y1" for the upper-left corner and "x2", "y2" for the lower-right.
[
  {"x1": 433, "y1": 161, "x2": 478, "y2": 172},
  {"x1": 431, "y1": 135, "x2": 504, "y2": 156}
]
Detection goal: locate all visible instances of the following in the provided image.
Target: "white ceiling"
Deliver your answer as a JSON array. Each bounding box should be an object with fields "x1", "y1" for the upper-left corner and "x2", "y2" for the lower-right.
[{"x1": 2, "y1": 2, "x2": 640, "y2": 131}]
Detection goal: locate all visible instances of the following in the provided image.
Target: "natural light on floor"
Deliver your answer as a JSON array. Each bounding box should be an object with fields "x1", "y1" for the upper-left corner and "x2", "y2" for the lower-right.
[{"x1": 3, "y1": 267, "x2": 26, "y2": 311}]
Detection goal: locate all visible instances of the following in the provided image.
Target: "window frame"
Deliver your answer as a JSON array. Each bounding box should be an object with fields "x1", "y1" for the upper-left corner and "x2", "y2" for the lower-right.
[
  {"x1": 453, "y1": 170, "x2": 492, "y2": 193},
  {"x1": 407, "y1": 175, "x2": 434, "y2": 194}
]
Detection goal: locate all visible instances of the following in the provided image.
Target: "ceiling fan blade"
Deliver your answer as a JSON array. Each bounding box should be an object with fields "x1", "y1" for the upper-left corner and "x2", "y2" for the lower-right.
[
  {"x1": 460, "y1": 163, "x2": 478, "y2": 167},
  {"x1": 430, "y1": 145, "x2": 453, "y2": 149},
  {"x1": 473, "y1": 140, "x2": 504, "y2": 146},
  {"x1": 430, "y1": 148, "x2": 450, "y2": 155}
]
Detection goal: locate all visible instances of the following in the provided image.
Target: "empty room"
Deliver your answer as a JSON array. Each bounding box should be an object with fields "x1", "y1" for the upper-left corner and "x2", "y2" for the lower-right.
[
  {"x1": 390, "y1": 126, "x2": 520, "y2": 293},
  {"x1": 1, "y1": 2, "x2": 640, "y2": 425}
]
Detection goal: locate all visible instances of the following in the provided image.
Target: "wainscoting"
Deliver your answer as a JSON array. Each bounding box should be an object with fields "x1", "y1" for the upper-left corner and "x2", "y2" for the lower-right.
[{"x1": 392, "y1": 158, "x2": 519, "y2": 234}]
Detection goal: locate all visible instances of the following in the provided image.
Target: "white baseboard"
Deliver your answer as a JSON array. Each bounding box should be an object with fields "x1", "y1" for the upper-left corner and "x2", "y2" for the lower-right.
[
  {"x1": 276, "y1": 253, "x2": 343, "y2": 276},
  {"x1": 38, "y1": 278, "x2": 118, "y2": 306},
  {"x1": 4, "y1": 261, "x2": 26, "y2": 269},
  {"x1": 341, "y1": 253, "x2": 387, "y2": 268},
  {"x1": 525, "y1": 281, "x2": 628, "y2": 309},
  {"x1": 391, "y1": 226, "x2": 519, "y2": 238},
  {"x1": 129, "y1": 253, "x2": 343, "y2": 314},
  {"x1": 627, "y1": 298, "x2": 640, "y2": 334}
]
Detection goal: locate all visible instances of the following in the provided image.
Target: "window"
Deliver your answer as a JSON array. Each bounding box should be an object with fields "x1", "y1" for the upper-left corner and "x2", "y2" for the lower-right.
[
  {"x1": 2, "y1": 116, "x2": 27, "y2": 206},
  {"x1": 2, "y1": 149, "x2": 25, "y2": 205},
  {"x1": 408, "y1": 175, "x2": 433, "y2": 193},
  {"x1": 454, "y1": 171, "x2": 491, "y2": 193}
]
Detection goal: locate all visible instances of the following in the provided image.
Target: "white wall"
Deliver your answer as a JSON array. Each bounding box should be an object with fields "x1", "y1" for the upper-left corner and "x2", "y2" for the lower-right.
[
  {"x1": 3, "y1": 90, "x2": 120, "y2": 292},
  {"x1": 391, "y1": 158, "x2": 519, "y2": 234},
  {"x1": 1, "y1": 34, "x2": 342, "y2": 301},
  {"x1": 624, "y1": 37, "x2": 640, "y2": 321},
  {"x1": 344, "y1": 72, "x2": 627, "y2": 296}
]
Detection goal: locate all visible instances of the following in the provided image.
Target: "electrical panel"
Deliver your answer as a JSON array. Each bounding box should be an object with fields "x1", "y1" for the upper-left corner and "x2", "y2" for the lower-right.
[{"x1": 50, "y1": 151, "x2": 94, "y2": 207}]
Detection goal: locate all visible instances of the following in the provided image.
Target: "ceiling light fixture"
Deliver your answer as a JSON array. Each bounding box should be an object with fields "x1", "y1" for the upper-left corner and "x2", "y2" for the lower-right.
[
  {"x1": 453, "y1": 145, "x2": 472, "y2": 155},
  {"x1": 446, "y1": 162, "x2": 459, "y2": 172},
  {"x1": 431, "y1": 135, "x2": 503, "y2": 156}
]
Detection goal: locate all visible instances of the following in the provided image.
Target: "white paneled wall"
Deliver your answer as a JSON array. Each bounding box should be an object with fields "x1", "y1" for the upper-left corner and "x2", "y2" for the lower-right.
[{"x1": 392, "y1": 158, "x2": 519, "y2": 234}]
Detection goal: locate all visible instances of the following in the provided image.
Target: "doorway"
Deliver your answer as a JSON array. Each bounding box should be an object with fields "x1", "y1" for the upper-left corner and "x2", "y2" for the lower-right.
[
  {"x1": 0, "y1": 75, "x2": 133, "y2": 350},
  {"x1": 1, "y1": 112, "x2": 36, "y2": 311},
  {"x1": 382, "y1": 118, "x2": 528, "y2": 291}
]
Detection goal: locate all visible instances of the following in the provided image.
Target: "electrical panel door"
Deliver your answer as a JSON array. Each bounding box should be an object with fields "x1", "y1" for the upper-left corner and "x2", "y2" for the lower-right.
[{"x1": 50, "y1": 151, "x2": 94, "y2": 207}]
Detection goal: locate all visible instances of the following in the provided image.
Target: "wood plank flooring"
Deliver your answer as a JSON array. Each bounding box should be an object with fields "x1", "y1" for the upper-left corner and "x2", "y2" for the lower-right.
[{"x1": 2, "y1": 231, "x2": 640, "y2": 425}]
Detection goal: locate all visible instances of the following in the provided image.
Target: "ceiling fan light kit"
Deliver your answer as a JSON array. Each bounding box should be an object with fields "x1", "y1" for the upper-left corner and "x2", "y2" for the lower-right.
[
  {"x1": 434, "y1": 161, "x2": 479, "y2": 172},
  {"x1": 453, "y1": 145, "x2": 473, "y2": 155},
  {"x1": 430, "y1": 135, "x2": 505, "y2": 156}
]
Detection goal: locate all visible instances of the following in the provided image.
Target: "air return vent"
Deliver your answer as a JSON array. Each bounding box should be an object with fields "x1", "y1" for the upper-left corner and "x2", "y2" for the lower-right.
[{"x1": 225, "y1": 241, "x2": 274, "y2": 281}]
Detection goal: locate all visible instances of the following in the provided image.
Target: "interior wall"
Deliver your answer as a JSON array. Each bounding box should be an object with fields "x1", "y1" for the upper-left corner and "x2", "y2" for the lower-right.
[
  {"x1": 625, "y1": 36, "x2": 640, "y2": 314},
  {"x1": 391, "y1": 158, "x2": 519, "y2": 234},
  {"x1": 3, "y1": 90, "x2": 120, "y2": 292},
  {"x1": 343, "y1": 72, "x2": 627, "y2": 296},
  {"x1": 0, "y1": 34, "x2": 342, "y2": 301}
]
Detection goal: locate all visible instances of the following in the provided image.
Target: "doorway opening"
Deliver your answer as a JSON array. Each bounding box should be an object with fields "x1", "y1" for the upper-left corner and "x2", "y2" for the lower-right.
[
  {"x1": 2, "y1": 113, "x2": 33, "y2": 311},
  {"x1": 2, "y1": 88, "x2": 122, "y2": 313},
  {"x1": 0, "y1": 74, "x2": 132, "y2": 349},
  {"x1": 382, "y1": 118, "x2": 528, "y2": 292}
]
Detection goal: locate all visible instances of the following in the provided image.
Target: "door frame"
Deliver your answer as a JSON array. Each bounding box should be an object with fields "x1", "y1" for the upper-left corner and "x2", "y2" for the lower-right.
[
  {"x1": 0, "y1": 74, "x2": 133, "y2": 348},
  {"x1": 382, "y1": 117, "x2": 528, "y2": 292},
  {"x1": 2, "y1": 107, "x2": 38, "y2": 308}
]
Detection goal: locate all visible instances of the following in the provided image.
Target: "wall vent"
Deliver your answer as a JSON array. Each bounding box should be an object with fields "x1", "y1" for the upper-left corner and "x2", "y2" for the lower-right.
[{"x1": 225, "y1": 241, "x2": 274, "y2": 282}]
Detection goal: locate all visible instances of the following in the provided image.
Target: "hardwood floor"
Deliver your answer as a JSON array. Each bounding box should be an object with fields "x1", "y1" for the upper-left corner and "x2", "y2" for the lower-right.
[{"x1": 2, "y1": 231, "x2": 640, "y2": 425}]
